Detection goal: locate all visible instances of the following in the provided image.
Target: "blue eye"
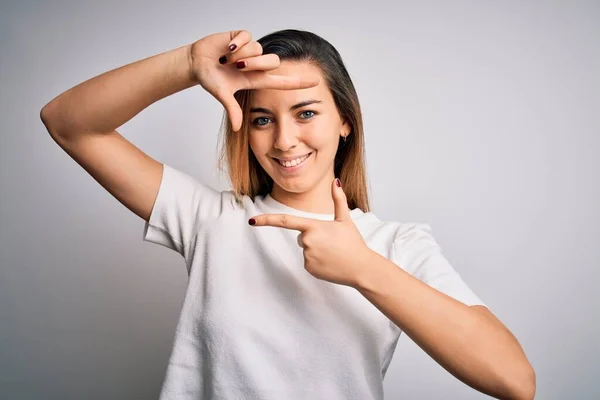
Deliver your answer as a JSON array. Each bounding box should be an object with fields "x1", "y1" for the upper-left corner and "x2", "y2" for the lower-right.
[
  {"x1": 300, "y1": 110, "x2": 315, "y2": 119},
  {"x1": 254, "y1": 117, "x2": 270, "y2": 126}
]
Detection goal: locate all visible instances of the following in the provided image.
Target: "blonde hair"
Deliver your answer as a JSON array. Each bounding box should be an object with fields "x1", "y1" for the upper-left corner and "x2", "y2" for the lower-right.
[{"x1": 216, "y1": 29, "x2": 370, "y2": 212}]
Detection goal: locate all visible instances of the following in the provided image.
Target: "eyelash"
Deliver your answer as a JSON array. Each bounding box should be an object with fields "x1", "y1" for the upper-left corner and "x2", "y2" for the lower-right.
[{"x1": 251, "y1": 110, "x2": 317, "y2": 127}]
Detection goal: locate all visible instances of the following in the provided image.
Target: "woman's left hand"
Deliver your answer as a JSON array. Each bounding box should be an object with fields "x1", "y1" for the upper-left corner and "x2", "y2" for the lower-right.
[{"x1": 249, "y1": 178, "x2": 374, "y2": 288}]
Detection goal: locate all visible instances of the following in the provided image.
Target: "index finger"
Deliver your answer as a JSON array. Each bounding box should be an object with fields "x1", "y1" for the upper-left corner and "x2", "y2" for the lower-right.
[
  {"x1": 246, "y1": 71, "x2": 320, "y2": 90},
  {"x1": 249, "y1": 214, "x2": 314, "y2": 232},
  {"x1": 264, "y1": 73, "x2": 321, "y2": 90}
]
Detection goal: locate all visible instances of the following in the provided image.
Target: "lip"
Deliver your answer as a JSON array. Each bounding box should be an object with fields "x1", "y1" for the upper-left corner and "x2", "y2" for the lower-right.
[{"x1": 272, "y1": 152, "x2": 312, "y2": 173}]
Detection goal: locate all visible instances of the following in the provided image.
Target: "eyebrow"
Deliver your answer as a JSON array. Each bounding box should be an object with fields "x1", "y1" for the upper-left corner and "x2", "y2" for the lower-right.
[{"x1": 249, "y1": 99, "x2": 323, "y2": 114}]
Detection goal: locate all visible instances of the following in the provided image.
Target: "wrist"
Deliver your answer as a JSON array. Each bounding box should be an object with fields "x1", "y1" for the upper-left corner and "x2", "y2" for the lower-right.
[
  {"x1": 351, "y1": 248, "x2": 381, "y2": 290},
  {"x1": 183, "y1": 43, "x2": 197, "y2": 85},
  {"x1": 172, "y1": 44, "x2": 198, "y2": 88}
]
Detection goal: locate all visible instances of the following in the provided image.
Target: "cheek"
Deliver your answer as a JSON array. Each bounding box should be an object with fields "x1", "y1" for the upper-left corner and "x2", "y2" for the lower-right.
[
  {"x1": 305, "y1": 128, "x2": 339, "y2": 154},
  {"x1": 248, "y1": 134, "x2": 274, "y2": 170},
  {"x1": 248, "y1": 133, "x2": 268, "y2": 155}
]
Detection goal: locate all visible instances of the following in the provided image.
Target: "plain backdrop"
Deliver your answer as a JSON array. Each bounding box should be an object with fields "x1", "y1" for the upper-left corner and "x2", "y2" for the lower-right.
[{"x1": 1, "y1": 0, "x2": 598, "y2": 399}]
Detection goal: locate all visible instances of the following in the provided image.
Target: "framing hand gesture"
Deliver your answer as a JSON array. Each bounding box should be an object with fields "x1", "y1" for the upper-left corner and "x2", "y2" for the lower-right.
[{"x1": 190, "y1": 29, "x2": 321, "y2": 131}]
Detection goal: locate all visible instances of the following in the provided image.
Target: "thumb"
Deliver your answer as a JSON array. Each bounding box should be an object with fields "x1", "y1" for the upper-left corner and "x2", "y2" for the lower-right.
[
  {"x1": 332, "y1": 178, "x2": 351, "y2": 222},
  {"x1": 220, "y1": 93, "x2": 243, "y2": 132}
]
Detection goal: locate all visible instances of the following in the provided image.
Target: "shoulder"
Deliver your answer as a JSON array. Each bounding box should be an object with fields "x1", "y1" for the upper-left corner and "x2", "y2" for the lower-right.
[
  {"x1": 355, "y1": 211, "x2": 434, "y2": 255},
  {"x1": 355, "y1": 210, "x2": 432, "y2": 242},
  {"x1": 159, "y1": 164, "x2": 262, "y2": 219},
  {"x1": 392, "y1": 222, "x2": 436, "y2": 248}
]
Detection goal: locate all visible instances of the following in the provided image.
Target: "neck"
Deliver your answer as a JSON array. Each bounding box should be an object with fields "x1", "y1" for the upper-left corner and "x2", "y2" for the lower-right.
[{"x1": 270, "y1": 175, "x2": 337, "y2": 214}]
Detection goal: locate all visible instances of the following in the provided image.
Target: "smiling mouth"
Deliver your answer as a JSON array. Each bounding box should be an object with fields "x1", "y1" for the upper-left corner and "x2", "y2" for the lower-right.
[{"x1": 272, "y1": 152, "x2": 312, "y2": 168}]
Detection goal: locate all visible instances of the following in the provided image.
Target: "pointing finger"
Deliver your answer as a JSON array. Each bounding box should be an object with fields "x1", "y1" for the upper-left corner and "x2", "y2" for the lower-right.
[{"x1": 249, "y1": 214, "x2": 315, "y2": 232}]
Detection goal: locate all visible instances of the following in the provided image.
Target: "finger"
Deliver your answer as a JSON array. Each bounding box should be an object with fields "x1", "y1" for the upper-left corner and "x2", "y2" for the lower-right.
[
  {"x1": 219, "y1": 41, "x2": 263, "y2": 65},
  {"x1": 219, "y1": 92, "x2": 243, "y2": 132},
  {"x1": 296, "y1": 232, "x2": 305, "y2": 248},
  {"x1": 226, "y1": 30, "x2": 252, "y2": 53},
  {"x1": 232, "y1": 52, "x2": 280, "y2": 71},
  {"x1": 246, "y1": 71, "x2": 320, "y2": 90},
  {"x1": 249, "y1": 214, "x2": 314, "y2": 232},
  {"x1": 332, "y1": 178, "x2": 351, "y2": 221}
]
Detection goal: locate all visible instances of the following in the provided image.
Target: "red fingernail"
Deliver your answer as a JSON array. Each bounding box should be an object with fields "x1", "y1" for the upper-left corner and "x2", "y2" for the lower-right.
[
  {"x1": 248, "y1": 218, "x2": 256, "y2": 225},
  {"x1": 236, "y1": 60, "x2": 247, "y2": 69},
  {"x1": 229, "y1": 44, "x2": 237, "y2": 52},
  {"x1": 335, "y1": 178, "x2": 341, "y2": 187}
]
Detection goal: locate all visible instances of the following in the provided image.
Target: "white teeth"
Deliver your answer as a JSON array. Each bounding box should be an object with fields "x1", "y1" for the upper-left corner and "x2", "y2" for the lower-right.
[{"x1": 277, "y1": 153, "x2": 310, "y2": 168}]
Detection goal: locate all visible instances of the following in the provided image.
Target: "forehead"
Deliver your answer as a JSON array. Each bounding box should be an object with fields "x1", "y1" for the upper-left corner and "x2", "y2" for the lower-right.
[{"x1": 248, "y1": 61, "x2": 331, "y2": 106}]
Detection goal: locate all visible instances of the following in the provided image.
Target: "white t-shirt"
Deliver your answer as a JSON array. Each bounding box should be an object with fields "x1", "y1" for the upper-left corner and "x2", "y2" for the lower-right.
[{"x1": 143, "y1": 164, "x2": 485, "y2": 400}]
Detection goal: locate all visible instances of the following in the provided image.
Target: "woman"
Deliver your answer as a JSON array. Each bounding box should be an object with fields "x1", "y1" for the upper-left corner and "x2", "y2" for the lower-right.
[{"x1": 40, "y1": 29, "x2": 535, "y2": 400}]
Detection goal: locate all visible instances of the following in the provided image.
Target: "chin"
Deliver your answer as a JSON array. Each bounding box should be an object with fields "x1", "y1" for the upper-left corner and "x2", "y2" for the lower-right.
[
  {"x1": 269, "y1": 174, "x2": 310, "y2": 193},
  {"x1": 277, "y1": 183, "x2": 311, "y2": 194}
]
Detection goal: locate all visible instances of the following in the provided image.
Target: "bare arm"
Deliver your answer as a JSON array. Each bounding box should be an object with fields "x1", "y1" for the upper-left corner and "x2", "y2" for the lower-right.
[
  {"x1": 40, "y1": 45, "x2": 196, "y2": 222},
  {"x1": 355, "y1": 251, "x2": 536, "y2": 400},
  {"x1": 39, "y1": 31, "x2": 319, "y2": 222}
]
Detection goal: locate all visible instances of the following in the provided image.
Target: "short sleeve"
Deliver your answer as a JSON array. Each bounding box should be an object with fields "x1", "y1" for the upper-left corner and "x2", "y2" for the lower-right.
[
  {"x1": 142, "y1": 163, "x2": 234, "y2": 261},
  {"x1": 391, "y1": 223, "x2": 485, "y2": 307}
]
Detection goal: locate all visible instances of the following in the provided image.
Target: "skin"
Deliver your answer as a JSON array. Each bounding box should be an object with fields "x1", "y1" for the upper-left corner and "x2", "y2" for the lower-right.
[{"x1": 247, "y1": 61, "x2": 350, "y2": 214}]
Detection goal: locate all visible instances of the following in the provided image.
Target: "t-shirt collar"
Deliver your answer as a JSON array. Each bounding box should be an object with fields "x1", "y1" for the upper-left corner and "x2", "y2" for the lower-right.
[{"x1": 262, "y1": 193, "x2": 365, "y2": 221}]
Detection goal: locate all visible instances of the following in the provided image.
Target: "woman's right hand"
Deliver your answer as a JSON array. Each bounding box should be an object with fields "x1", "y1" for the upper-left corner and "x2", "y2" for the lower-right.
[{"x1": 189, "y1": 30, "x2": 320, "y2": 132}]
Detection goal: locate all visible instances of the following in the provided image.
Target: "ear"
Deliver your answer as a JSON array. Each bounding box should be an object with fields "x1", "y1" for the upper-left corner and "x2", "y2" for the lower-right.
[{"x1": 340, "y1": 119, "x2": 351, "y2": 139}]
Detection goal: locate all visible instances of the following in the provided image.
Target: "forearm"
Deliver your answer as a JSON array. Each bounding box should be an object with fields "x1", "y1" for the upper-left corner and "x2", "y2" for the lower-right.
[
  {"x1": 353, "y1": 250, "x2": 535, "y2": 400},
  {"x1": 41, "y1": 44, "x2": 196, "y2": 138}
]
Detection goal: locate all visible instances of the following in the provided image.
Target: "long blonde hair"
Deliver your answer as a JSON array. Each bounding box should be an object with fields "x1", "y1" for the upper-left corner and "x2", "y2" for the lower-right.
[{"x1": 216, "y1": 29, "x2": 370, "y2": 212}]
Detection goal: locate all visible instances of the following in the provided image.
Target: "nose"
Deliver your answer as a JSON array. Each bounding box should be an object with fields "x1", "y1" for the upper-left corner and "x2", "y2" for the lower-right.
[{"x1": 273, "y1": 117, "x2": 299, "y2": 152}]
